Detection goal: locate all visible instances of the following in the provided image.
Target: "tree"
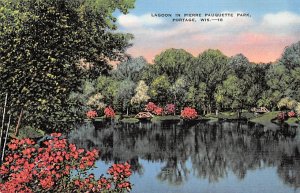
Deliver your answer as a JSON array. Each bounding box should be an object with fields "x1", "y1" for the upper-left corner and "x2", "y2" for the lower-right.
[
  {"x1": 115, "y1": 79, "x2": 136, "y2": 115},
  {"x1": 131, "y1": 80, "x2": 150, "y2": 109},
  {"x1": 228, "y1": 54, "x2": 249, "y2": 78},
  {"x1": 113, "y1": 56, "x2": 148, "y2": 82},
  {"x1": 96, "y1": 76, "x2": 120, "y2": 105},
  {"x1": 190, "y1": 49, "x2": 229, "y2": 113},
  {"x1": 277, "y1": 97, "x2": 298, "y2": 111},
  {"x1": 153, "y1": 49, "x2": 194, "y2": 83},
  {"x1": 149, "y1": 75, "x2": 171, "y2": 104},
  {"x1": 0, "y1": 0, "x2": 135, "y2": 131},
  {"x1": 170, "y1": 76, "x2": 187, "y2": 110},
  {"x1": 279, "y1": 41, "x2": 300, "y2": 70},
  {"x1": 266, "y1": 64, "x2": 292, "y2": 107},
  {"x1": 216, "y1": 75, "x2": 246, "y2": 118}
]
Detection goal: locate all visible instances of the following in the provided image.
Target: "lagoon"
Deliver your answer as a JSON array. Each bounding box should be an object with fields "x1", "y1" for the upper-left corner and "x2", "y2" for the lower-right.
[{"x1": 69, "y1": 120, "x2": 300, "y2": 193}]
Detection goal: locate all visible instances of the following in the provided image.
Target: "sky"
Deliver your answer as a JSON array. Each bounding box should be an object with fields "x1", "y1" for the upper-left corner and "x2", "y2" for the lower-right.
[{"x1": 116, "y1": 0, "x2": 300, "y2": 63}]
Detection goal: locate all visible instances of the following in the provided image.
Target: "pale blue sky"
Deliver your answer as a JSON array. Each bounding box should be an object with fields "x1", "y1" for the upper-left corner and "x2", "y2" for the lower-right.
[{"x1": 116, "y1": 0, "x2": 300, "y2": 63}]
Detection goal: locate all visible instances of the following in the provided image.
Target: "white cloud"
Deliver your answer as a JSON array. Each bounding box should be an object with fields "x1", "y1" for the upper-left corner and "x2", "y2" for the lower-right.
[
  {"x1": 262, "y1": 11, "x2": 300, "y2": 27},
  {"x1": 117, "y1": 11, "x2": 300, "y2": 63},
  {"x1": 118, "y1": 13, "x2": 165, "y2": 28}
]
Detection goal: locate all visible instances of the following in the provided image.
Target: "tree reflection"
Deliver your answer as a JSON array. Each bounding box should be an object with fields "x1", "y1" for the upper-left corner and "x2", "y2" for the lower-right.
[{"x1": 69, "y1": 120, "x2": 300, "y2": 189}]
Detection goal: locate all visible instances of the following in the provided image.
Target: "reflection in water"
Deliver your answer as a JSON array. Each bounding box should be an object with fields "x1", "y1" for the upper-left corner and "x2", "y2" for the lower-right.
[{"x1": 69, "y1": 120, "x2": 300, "y2": 190}]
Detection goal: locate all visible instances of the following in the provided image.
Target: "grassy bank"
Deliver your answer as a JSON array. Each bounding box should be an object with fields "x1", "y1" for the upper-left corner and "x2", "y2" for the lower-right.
[
  {"x1": 285, "y1": 117, "x2": 299, "y2": 126},
  {"x1": 205, "y1": 111, "x2": 256, "y2": 120},
  {"x1": 151, "y1": 115, "x2": 181, "y2": 122},
  {"x1": 250, "y1": 111, "x2": 279, "y2": 127},
  {"x1": 120, "y1": 117, "x2": 139, "y2": 123}
]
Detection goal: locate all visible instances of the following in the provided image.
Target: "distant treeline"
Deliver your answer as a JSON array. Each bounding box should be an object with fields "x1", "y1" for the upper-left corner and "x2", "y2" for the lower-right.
[{"x1": 84, "y1": 41, "x2": 300, "y2": 115}]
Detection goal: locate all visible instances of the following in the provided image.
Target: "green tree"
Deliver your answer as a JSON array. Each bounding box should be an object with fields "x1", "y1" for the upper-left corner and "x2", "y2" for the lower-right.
[
  {"x1": 150, "y1": 75, "x2": 171, "y2": 104},
  {"x1": 96, "y1": 76, "x2": 120, "y2": 106},
  {"x1": 0, "y1": 0, "x2": 135, "y2": 131},
  {"x1": 190, "y1": 49, "x2": 229, "y2": 113},
  {"x1": 266, "y1": 64, "x2": 291, "y2": 108},
  {"x1": 153, "y1": 49, "x2": 194, "y2": 83},
  {"x1": 113, "y1": 56, "x2": 148, "y2": 82},
  {"x1": 216, "y1": 75, "x2": 246, "y2": 118},
  {"x1": 278, "y1": 41, "x2": 300, "y2": 70},
  {"x1": 170, "y1": 76, "x2": 187, "y2": 111},
  {"x1": 115, "y1": 79, "x2": 136, "y2": 115}
]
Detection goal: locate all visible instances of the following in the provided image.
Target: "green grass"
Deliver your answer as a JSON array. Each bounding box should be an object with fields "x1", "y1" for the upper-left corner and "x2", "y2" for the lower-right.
[
  {"x1": 250, "y1": 111, "x2": 279, "y2": 126},
  {"x1": 204, "y1": 114, "x2": 219, "y2": 122},
  {"x1": 120, "y1": 118, "x2": 139, "y2": 123},
  {"x1": 285, "y1": 117, "x2": 299, "y2": 125},
  {"x1": 151, "y1": 115, "x2": 181, "y2": 122}
]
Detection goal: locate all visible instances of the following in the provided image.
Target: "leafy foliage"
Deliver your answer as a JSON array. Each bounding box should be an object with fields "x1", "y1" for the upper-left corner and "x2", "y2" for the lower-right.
[
  {"x1": 0, "y1": 133, "x2": 132, "y2": 193},
  {"x1": 0, "y1": 0, "x2": 135, "y2": 131}
]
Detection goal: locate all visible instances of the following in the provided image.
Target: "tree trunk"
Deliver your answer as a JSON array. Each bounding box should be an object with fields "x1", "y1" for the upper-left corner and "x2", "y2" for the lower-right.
[
  {"x1": 237, "y1": 109, "x2": 241, "y2": 119},
  {"x1": 174, "y1": 95, "x2": 177, "y2": 115},
  {"x1": 15, "y1": 108, "x2": 24, "y2": 136},
  {"x1": 126, "y1": 107, "x2": 129, "y2": 116}
]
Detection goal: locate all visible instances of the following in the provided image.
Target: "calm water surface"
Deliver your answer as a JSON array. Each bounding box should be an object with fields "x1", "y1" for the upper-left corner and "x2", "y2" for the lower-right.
[{"x1": 69, "y1": 120, "x2": 300, "y2": 193}]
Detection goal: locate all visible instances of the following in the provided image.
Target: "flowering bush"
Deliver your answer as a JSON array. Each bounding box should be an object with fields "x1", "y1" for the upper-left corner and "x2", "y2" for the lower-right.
[
  {"x1": 86, "y1": 110, "x2": 98, "y2": 119},
  {"x1": 153, "y1": 107, "x2": 163, "y2": 116},
  {"x1": 277, "y1": 112, "x2": 287, "y2": 121},
  {"x1": 0, "y1": 133, "x2": 132, "y2": 193},
  {"x1": 145, "y1": 102, "x2": 157, "y2": 112},
  {"x1": 144, "y1": 102, "x2": 164, "y2": 116},
  {"x1": 164, "y1": 104, "x2": 175, "y2": 115},
  {"x1": 104, "y1": 106, "x2": 115, "y2": 118},
  {"x1": 288, "y1": 111, "x2": 296, "y2": 117},
  {"x1": 180, "y1": 107, "x2": 198, "y2": 120}
]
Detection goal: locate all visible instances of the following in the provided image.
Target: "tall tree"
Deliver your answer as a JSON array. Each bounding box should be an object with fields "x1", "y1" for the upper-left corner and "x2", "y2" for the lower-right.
[
  {"x1": 279, "y1": 41, "x2": 300, "y2": 70},
  {"x1": 115, "y1": 79, "x2": 135, "y2": 115},
  {"x1": 170, "y1": 76, "x2": 187, "y2": 110},
  {"x1": 131, "y1": 80, "x2": 150, "y2": 109},
  {"x1": 0, "y1": 0, "x2": 135, "y2": 130},
  {"x1": 153, "y1": 48, "x2": 194, "y2": 83},
  {"x1": 149, "y1": 75, "x2": 171, "y2": 104},
  {"x1": 113, "y1": 56, "x2": 147, "y2": 82},
  {"x1": 216, "y1": 75, "x2": 246, "y2": 118},
  {"x1": 191, "y1": 49, "x2": 229, "y2": 113}
]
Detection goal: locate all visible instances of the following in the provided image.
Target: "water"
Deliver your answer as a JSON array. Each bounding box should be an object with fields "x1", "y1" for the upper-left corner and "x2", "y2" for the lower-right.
[{"x1": 69, "y1": 120, "x2": 300, "y2": 193}]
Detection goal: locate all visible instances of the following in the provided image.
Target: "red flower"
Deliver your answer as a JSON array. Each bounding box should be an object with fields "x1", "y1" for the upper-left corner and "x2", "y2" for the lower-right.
[
  {"x1": 153, "y1": 107, "x2": 163, "y2": 115},
  {"x1": 104, "y1": 107, "x2": 115, "y2": 118},
  {"x1": 145, "y1": 102, "x2": 157, "y2": 112},
  {"x1": 288, "y1": 111, "x2": 296, "y2": 117},
  {"x1": 165, "y1": 104, "x2": 175, "y2": 115},
  {"x1": 86, "y1": 110, "x2": 98, "y2": 119},
  {"x1": 0, "y1": 133, "x2": 132, "y2": 193},
  {"x1": 180, "y1": 107, "x2": 198, "y2": 120}
]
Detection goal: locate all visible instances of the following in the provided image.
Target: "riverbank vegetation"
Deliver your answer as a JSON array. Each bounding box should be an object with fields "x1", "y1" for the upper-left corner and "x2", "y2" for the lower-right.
[
  {"x1": 0, "y1": 0, "x2": 299, "y2": 192},
  {"x1": 1, "y1": 0, "x2": 300, "y2": 134}
]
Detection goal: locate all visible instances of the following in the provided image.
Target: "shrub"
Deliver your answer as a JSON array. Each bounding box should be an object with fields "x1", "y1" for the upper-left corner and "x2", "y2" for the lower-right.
[
  {"x1": 164, "y1": 104, "x2": 175, "y2": 115},
  {"x1": 145, "y1": 102, "x2": 157, "y2": 112},
  {"x1": 86, "y1": 110, "x2": 98, "y2": 119},
  {"x1": 153, "y1": 107, "x2": 163, "y2": 116},
  {"x1": 144, "y1": 102, "x2": 164, "y2": 116},
  {"x1": 277, "y1": 112, "x2": 287, "y2": 121},
  {"x1": 288, "y1": 111, "x2": 296, "y2": 117},
  {"x1": 104, "y1": 106, "x2": 116, "y2": 118},
  {"x1": 0, "y1": 133, "x2": 132, "y2": 193},
  {"x1": 180, "y1": 107, "x2": 198, "y2": 120}
]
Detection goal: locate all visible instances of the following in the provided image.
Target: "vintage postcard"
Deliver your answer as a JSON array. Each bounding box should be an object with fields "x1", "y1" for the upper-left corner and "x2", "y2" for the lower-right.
[{"x1": 0, "y1": 0, "x2": 299, "y2": 193}]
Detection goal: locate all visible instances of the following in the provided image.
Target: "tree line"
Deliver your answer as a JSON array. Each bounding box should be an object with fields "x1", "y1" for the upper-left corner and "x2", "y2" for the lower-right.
[
  {"x1": 0, "y1": 0, "x2": 299, "y2": 132},
  {"x1": 84, "y1": 41, "x2": 300, "y2": 116}
]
